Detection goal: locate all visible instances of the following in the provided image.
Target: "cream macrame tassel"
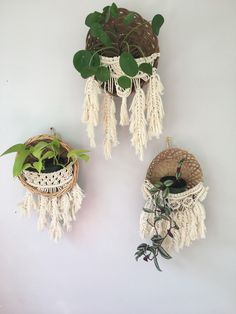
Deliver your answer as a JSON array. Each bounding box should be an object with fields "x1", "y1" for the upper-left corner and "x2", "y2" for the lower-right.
[
  {"x1": 146, "y1": 69, "x2": 164, "y2": 140},
  {"x1": 60, "y1": 193, "x2": 72, "y2": 232},
  {"x1": 120, "y1": 96, "x2": 129, "y2": 126},
  {"x1": 71, "y1": 184, "x2": 84, "y2": 219},
  {"x1": 37, "y1": 195, "x2": 48, "y2": 231},
  {"x1": 49, "y1": 198, "x2": 62, "y2": 241},
  {"x1": 129, "y1": 79, "x2": 147, "y2": 160},
  {"x1": 82, "y1": 77, "x2": 101, "y2": 147},
  {"x1": 19, "y1": 191, "x2": 36, "y2": 217},
  {"x1": 103, "y1": 93, "x2": 118, "y2": 159}
]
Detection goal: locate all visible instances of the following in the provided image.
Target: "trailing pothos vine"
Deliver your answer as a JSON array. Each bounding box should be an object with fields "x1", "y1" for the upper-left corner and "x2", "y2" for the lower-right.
[
  {"x1": 135, "y1": 159, "x2": 186, "y2": 271},
  {"x1": 73, "y1": 2, "x2": 164, "y2": 89}
]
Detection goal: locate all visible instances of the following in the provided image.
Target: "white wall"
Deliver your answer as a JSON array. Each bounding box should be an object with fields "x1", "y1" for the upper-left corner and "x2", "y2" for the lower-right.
[{"x1": 0, "y1": 0, "x2": 235, "y2": 313}]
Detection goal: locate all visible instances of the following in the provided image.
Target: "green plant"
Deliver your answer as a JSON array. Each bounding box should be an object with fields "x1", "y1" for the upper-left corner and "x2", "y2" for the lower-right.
[
  {"x1": 73, "y1": 3, "x2": 164, "y2": 89},
  {"x1": 1, "y1": 137, "x2": 89, "y2": 177},
  {"x1": 135, "y1": 159, "x2": 186, "y2": 271}
]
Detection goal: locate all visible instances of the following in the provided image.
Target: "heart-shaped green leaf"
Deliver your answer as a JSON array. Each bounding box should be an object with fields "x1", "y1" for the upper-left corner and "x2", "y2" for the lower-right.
[
  {"x1": 119, "y1": 52, "x2": 139, "y2": 77},
  {"x1": 90, "y1": 22, "x2": 103, "y2": 37},
  {"x1": 73, "y1": 50, "x2": 93, "y2": 73},
  {"x1": 80, "y1": 67, "x2": 97, "y2": 79},
  {"x1": 152, "y1": 14, "x2": 164, "y2": 36},
  {"x1": 1, "y1": 144, "x2": 26, "y2": 156},
  {"x1": 139, "y1": 63, "x2": 153, "y2": 75},
  {"x1": 85, "y1": 12, "x2": 102, "y2": 27},
  {"x1": 110, "y1": 3, "x2": 118, "y2": 18},
  {"x1": 95, "y1": 66, "x2": 110, "y2": 82},
  {"x1": 13, "y1": 149, "x2": 31, "y2": 177},
  {"x1": 123, "y1": 12, "x2": 134, "y2": 25},
  {"x1": 98, "y1": 31, "x2": 112, "y2": 46},
  {"x1": 33, "y1": 161, "x2": 43, "y2": 173},
  {"x1": 118, "y1": 76, "x2": 131, "y2": 89}
]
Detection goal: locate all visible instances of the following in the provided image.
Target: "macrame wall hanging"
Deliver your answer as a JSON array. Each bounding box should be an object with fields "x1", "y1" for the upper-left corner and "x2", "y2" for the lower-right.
[
  {"x1": 73, "y1": 4, "x2": 165, "y2": 160},
  {"x1": 1, "y1": 132, "x2": 89, "y2": 241},
  {"x1": 135, "y1": 141, "x2": 208, "y2": 271}
]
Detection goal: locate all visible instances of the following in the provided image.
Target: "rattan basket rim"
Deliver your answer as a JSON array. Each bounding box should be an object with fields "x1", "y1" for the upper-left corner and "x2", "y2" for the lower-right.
[{"x1": 18, "y1": 134, "x2": 79, "y2": 197}]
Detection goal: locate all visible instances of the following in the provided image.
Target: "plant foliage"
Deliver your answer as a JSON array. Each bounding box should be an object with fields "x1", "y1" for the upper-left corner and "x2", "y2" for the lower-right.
[
  {"x1": 135, "y1": 159, "x2": 186, "y2": 271},
  {"x1": 1, "y1": 136, "x2": 89, "y2": 177},
  {"x1": 73, "y1": 3, "x2": 164, "y2": 89}
]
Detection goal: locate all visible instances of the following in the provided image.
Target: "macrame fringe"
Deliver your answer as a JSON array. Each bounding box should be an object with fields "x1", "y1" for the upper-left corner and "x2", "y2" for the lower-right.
[
  {"x1": 82, "y1": 55, "x2": 164, "y2": 159},
  {"x1": 146, "y1": 69, "x2": 164, "y2": 140},
  {"x1": 82, "y1": 77, "x2": 101, "y2": 147},
  {"x1": 129, "y1": 79, "x2": 147, "y2": 160},
  {"x1": 120, "y1": 96, "x2": 129, "y2": 126},
  {"x1": 140, "y1": 180, "x2": 208, "y2": 252},
  {"x1": 102, "y1": 93, "x2": 118, "y2": 159},
  {"x1": 18, "y1": 184, "x2": 84, "y2": 241}
]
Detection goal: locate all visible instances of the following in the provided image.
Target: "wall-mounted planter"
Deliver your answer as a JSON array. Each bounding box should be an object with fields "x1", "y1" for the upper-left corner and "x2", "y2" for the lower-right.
[
  {"x1": 1, "y1": 133, "x2": 89, "y2": 241},
  {"x1": 74, "y1": 4, "x2": 165, "y2": 160},
  {"x1": 136, "y1": 147, "x2": 208, "y2": 271}
]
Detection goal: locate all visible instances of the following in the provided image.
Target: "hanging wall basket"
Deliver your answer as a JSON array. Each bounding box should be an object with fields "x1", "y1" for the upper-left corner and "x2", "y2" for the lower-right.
[
  {"x1": 74, "y1": 5, "x2": 165, "y2": 160},
  {"x1": 136, "y1": 147, "x2": 208, "y2": 270},
  {"x1": 17, "y1": 135, "x2": 85, "y2": 241}
]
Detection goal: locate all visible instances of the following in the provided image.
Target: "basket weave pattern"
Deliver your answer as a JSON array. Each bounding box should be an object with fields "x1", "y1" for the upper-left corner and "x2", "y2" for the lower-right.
[
  {"x1": 18, "y1": 135, "x2": 79, "y2": 197},
  {"x1": 146, "y1": 148, "x2": 203, "y2": 189}
]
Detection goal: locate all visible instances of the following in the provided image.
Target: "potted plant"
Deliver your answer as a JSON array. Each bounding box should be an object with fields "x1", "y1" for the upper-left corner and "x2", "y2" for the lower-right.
[
  {"x1": 73, "y1": 3, "x2": 165, "y2": 160},
  {"x1": 137, "y1": 148, "x2": 208, "y2": 271},
  {"x1": 1, "y1": 132, "x2": 89, "y2": 241}
]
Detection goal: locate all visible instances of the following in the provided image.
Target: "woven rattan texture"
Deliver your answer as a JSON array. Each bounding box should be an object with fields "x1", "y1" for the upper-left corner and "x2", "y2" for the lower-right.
[
  {"x1": 86, "y1": 8, "x2": 159, "y2": 58},
  {"x1": 18, "y1": 135, "x2": 79, "y2": 197},
  {"x1": 86, "y1": 8, "x2": 159, "y2": 96},
  {"x1": 146, "y1": 148, "x2": 203, "y2": 189}
]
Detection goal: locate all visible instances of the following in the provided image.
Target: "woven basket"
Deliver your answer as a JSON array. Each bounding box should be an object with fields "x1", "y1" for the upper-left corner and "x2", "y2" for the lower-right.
[
  {"x1": 86, "y1": 7, "x2": 160, "y2": 95},
  {"x1": 146, "y1": 148, "x2": 203, "y2": 189},
  {"x1": 18, "y1": 135, "x2": 79, "y2": 197}
]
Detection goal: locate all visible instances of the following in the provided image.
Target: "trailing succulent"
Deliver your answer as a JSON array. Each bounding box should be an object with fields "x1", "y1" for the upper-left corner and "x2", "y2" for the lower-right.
[
  {"x1": 1, "y1": 136, "x2": 89, "y2": 177},
  {"x1": 135, "y1": 159, "x2": 186, "y2": 271},
  {"x1": 73, "y1": 2, "x2": 164, "y2": 89}
]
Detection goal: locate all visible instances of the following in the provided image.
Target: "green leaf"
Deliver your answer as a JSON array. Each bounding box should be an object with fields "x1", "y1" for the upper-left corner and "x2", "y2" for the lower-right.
[
  {"x1": 164, "y1": 206, "x2": 171, "y2": 216},
  {"x1": 139, "y1": 63, "x2": 153, "y2": 75},
  {"x1": 158, "y1": 246, "x2": 172, "y2": 259},
  {"x1": 103, "y1": 5, "x2": 111, "y2": 22},
  {"x1": 13, "y1": 149, "x2": 31, "y2": 177},
  {"x1": 1, "y1": 144, "x2": 26, "y2": 156},
  {"x1": 110, "y1": 3, "x2": 118, "y2": 18},
  {"x1": 153, "y1": 255, "x2": 162, "y2": 271},
  {"x1": 119, "y1": 52, "x2": 139, "y2": 77},
  {"x1": 33, "y1": 161, "x2": 43, "y2": 173},
  {"x1": 118, "y1": 76, "x2": 131, "y2": 89},
  {"x1": 41, "y1": 151, "x2": 55, "y2": 160},
  {"x1": 163, "y1": 179, "x2": 174, "y2": 187},
  {"x1": 73, "y1": 50, "x2": 93, "y2": 72},
  {"x1": 152, "y1": 14, "x2": 164, "y2": 36},
  {"x1": 90, "y1": 22, "x2": 103, "y2": 37},
  {"x1": 78, "y1": 153, "x2": 89, "y2": 162},
  {"x1": 149, "y1": 187, "x2": 159, "y2": 194},
  {"x1": 95, "y1": 66, "x2": 110, "y2": 82},
  {"x1": 162, "y1": 187, "x2": 169, "y2": 198},
  {"x1": 98, "y1": 31, "x2": 112, "y2": 46},
  {"x1": 90, "y1": 52, "x2": 100, "y2": 67},
  {"x1": 137, "y1": 243, "x2": 148, "y2": 251},
  {"x1": 32, "y1": 141, "x2": 49, "y2": 159},
  {"x1": 154, "y1": 181, "x2": 163, "y2": 188},
  {"x1": 123, "y1": 12, "x2": 135, "y2": 25},
  {"x1": 22, "y1": 163, "x2": 32, "y2": 171},
  {"x1": 85, "y1": 11, "x2": 102, "y2": 27},
  {"x1": 67, "y1": 149, "x2": 90, "y2": 162},
  {"x1": 80, "y1": 67, "x2": 97, "y2": 79},
  {"x1": 135, "y1": 250, "x2": 144, "y2": 261},
  {"x1": 143, "y1": 208, "x2": 154, "y2": 213}
]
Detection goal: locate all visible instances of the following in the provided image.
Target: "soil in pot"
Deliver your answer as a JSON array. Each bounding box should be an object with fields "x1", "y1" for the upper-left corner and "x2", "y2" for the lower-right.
[{"x1": 161, "y1": 176, "x2": 187, "y2": 194}]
